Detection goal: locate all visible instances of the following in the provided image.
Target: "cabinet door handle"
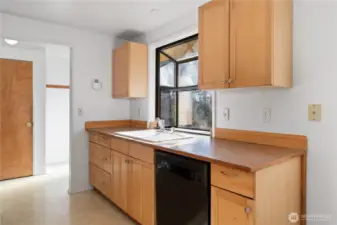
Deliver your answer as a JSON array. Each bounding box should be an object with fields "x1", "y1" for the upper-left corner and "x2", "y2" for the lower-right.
[
  {"x1": 228, "y1": 79, "x2": 233, "y2": 84},
  {"x1": 220, "y1": 171, "x2": 238, "y2": 177},
  {"x1": 222, "y1": 80, "x2": 228, "y2": 83},
  {"x1": 244, "y1": 207, "x2": 251, "y2": 214}
]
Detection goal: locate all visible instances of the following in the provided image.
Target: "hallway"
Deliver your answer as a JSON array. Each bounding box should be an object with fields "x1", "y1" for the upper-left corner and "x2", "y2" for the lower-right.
[{"x1": 0, "y1": 164, "x2": 135, "y2": 225}]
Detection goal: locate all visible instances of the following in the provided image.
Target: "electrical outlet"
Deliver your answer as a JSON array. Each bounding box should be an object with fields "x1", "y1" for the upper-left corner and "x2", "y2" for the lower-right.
[
  {"x1": 263, "y1": 108, "x2": 271, "y2": 123},
  {"x1": 308, "y1": 104, "x2": 321, "y2": 121},
  {"x1": 78, "y1": 108, "x2": 83, "y2": 116},
  {"x1": 223, "y1": 108, "x2": 230, "y2": 121}
]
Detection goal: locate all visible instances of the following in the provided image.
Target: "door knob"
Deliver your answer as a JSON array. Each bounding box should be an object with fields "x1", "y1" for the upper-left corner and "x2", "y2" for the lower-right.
[{"x1": 26, "y1": 122, "x2": 33, "y2": 127}]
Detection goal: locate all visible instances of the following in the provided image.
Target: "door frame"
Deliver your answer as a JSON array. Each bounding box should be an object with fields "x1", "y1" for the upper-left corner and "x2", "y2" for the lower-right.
[{"x1": 0, "y1": 44, "x2": 72, "y2": 181}]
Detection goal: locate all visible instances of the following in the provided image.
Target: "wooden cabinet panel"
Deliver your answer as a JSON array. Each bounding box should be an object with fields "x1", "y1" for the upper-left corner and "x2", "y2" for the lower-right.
[
  {"x1": 90, "y1": 143, "x2": 112, "y2": 174},
  {"x1": 113, "y1": 43, "x2": 129, "y2": 98},
  {"x1": 198, "y1": 0, "x2": 292, "y2": 90},
  {"x1": 110, "y1": 137, "x2": 129, "y2": 155},
  {"x1": 127, "y1": 158, "x2": 155, "y2": 225},
  {"x1": 198, "y1": 0, "x2": 229, "y2": 90},
  {"x1": 230, "y1": 0, "x2": 271, "y2": 88},
  {"x1": 112, "y1": 42, "x2": 148, "y2": 98},
  {"x1": 141, "y1": 164, "x2": 155, "y2": 225},
  {"x1": 127, "y1": 158, "x2": 143, "y2": 223},
  {"x1": 111, "y1": 150, "x2": 128, "y2": 211},
  {"x1": 212, "y1": 186, "x2": 254, "y2": 225},
  {"x1": 90, "y1": 164, "x2": 111, "y2": 197},
  {"x1": 211, "y1": 163, "x2": 254, "y2": 198},
  {"x1": 90, "y1": 133, "x2": 110, "y2": 148},
  {"x1": 129, "y1": 143, "x2": 154, "y2": 164}
]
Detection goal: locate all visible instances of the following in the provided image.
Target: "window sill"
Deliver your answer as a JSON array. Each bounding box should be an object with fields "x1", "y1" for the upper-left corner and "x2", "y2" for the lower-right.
[{"x1": 174, "y1": 128, "x2": 210, "y2": 136}]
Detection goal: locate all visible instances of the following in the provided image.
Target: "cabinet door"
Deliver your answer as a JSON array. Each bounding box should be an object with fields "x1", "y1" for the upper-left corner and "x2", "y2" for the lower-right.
[
  {"x1": 111, "y1": 151, "x2": 128, "y2": 211},
  {"x1": 229, "y1": 0, "x2": 271, "y2": 88},
  {"x1": 212, "y1": 186, "x2": 254, "y2": 225},
  {"x1": 198, "y1": 0, "x2": 230, "y2": 90},
  {"x1": 113, "y1": 43, "x2": 129, "y2": 98},
  {"x1": 127, "y1": 158, "x2": 143, "y2": 223},
  {"x1": 141, "y1": 164, "x2": 155, "y2": 225}
]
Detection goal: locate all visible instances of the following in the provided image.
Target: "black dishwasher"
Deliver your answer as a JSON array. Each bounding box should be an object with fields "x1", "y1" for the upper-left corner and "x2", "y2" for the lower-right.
[{"x1": 155, "y1": 150, "x2": 210, "y2": 225}]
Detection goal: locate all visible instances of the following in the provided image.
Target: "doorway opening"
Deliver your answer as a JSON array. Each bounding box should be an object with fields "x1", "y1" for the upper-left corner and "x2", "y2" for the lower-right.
[{"x1": 0, "y1": 38, "x2": 71, "y2": 191}]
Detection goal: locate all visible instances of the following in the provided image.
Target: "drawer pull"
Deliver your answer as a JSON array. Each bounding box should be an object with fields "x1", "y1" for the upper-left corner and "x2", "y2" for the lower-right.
[
  {"x1": 100, "y1": 136, "x2": 108, "y2": 141},
  {"x1": 220, "y1": 171, "x2": 238, "y2": 177}
]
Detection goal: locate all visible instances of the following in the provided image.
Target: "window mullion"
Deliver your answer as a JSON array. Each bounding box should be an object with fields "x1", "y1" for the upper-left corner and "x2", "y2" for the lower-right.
[{"x1": 175, "y1": 61, "x2": 179, "y2": 128}]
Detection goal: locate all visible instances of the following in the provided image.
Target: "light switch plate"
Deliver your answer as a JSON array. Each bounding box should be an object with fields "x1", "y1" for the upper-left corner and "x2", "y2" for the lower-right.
[
  {"x1": 308, "y1": 104, "x2": 321, "y2": 121},
  {"x1": 223, "y1": 108, "x2": 230, "y2": 121}
]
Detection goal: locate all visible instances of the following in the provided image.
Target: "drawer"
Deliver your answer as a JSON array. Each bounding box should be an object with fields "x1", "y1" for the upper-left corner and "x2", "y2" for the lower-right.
[
  {"x1": 90, "y1": 143, "x2": 112, "y2": 174},
  {"x1": 90, "y1": 164, "x2": 111, "y2": 196},
  {"x1": 129, "y1": 143, "x2": 154, "y2": 164},
  {"x1": 211, "y1": 163, "x2": 255, "y2": 198},
  {"x1": 110, "y1": 137, "x2": 129, "y2": 155},
  {"x1": 90, "y1": 132, "x2": 110, "y2": 148}
]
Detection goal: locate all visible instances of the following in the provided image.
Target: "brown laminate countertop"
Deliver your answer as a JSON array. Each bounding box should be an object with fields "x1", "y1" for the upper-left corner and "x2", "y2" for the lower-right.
[{"x1": 88, "y1": 127, "x2": 306, "y2": 172}]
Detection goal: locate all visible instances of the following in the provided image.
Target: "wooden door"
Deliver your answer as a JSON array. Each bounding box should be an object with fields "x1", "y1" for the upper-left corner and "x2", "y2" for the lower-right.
[
  {"x1": 141, "y1": 163, "x2": 155, "y2": 225},
  {"x1": 127, "y1": 158, "x2": 142, "y2": 223},
  {"x1": 198, "y1": 0, "x2": 230, "y2": 90},
  {"x1": 229, "y1": 0, "x2": 271, "y2": 87},
  {"x1": 211, "y1": 186, "x2": 254, "y2": 225},
  {"x1": 111, "y1": 150, "x2": 128, "y2": 211},
  {"x1": 0, "y1": 59, "x2": 33, "y2": 180},
  {"x1": 113, "y1": 43, "x2": 129, "y2": 98}
]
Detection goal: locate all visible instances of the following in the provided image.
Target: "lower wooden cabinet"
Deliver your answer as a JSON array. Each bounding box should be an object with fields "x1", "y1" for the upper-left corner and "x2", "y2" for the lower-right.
[
  {"x1": 127, "y1": 157, "x2": 143, "y2": 223},
  {"x1": 127, "y1": 158, "x2": 155, "y2": 225},
  {"x1": 211, "y1": 186, "x2": 254, "y2": 225},
  {"x1": 90, "y1": 140, "x2": 155, "y2": 225},
  {"x1": 90, "y1": 164, "x2": 111, "y2": 197},
  {"x1": 110, "y1": 150, "x2": 128, "y2": 211}
]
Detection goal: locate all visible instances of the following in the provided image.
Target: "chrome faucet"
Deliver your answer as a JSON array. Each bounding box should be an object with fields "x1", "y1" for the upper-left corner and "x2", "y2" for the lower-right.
[{"x1": 156, "y1": 117, "x2": 165, "y2": 131}]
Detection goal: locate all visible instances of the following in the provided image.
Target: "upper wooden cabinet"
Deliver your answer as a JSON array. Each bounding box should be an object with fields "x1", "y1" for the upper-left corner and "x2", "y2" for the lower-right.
[
  {"x1": 199, "y1": 0, "x2": 230, "y2": 89},
  {"x1": 112, "y1": 42, "x2": 148, "y2": 98},
  {"x1": 198, "y1": 0, "x2": 293, "y2": 89}
]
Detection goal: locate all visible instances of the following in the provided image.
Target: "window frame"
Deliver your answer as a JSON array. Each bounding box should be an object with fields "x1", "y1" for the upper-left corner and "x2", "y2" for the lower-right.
[{"x1": 155, "y1": 34, "x2": 210, "y2": 132}]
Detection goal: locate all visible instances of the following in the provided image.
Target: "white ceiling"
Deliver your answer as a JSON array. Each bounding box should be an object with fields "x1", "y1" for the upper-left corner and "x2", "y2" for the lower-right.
[{"x1": 0, "y1": 0, "x2": 209, "y2": 38}]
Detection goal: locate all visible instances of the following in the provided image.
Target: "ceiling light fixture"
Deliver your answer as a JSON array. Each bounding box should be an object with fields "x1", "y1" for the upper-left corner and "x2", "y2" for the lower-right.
[{"x1": 4, "y1": 39, "x2": 19, "y2": 46}]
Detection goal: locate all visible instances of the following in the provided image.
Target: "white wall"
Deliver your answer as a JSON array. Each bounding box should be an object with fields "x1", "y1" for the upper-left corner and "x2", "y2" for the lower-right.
[
  {"x1": 45, "y1": 45, "x2": 70, "y2": 165},
  {"x1": 0, "y1": 45, "x2": 47, "y2": 176},
  {"x1": 133, "y1": 0, "x2": 337, "y2": 224},
  {"x1": 0, "y1": 13, "x2": 130, "y2": 193}
]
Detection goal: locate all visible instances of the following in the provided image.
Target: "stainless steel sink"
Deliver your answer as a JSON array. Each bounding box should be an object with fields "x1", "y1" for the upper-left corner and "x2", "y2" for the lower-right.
[{"x1": 115, "y1": 129, "x2": 193, "y2": 143}]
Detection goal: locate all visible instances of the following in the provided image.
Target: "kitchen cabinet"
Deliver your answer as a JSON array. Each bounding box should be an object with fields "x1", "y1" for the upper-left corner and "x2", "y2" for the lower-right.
[
  {"x1": 211, "y1": 186, "x2": 254, "y2": 225},
  {"x1": 198, "y1": 0, "x2": 292, "y2": 89},
  {"x1": 127, "y1": 157, "x2": 155, "y2": 225},
  {"x1": 127, "y1": 157, "x2": 143, "y2": 223},
  {"x1": 112, "y1": 42, "x2": 148, "y2": 98},
  {"x1": 110, "y1": 150, "x2": 128, "y2": 211},
  {"x1": 89, "y1": 133, "x2": 155, "y2": 225},
  {"x1": 198, "y1": 0, "x2": 230, "y2": 89}
]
